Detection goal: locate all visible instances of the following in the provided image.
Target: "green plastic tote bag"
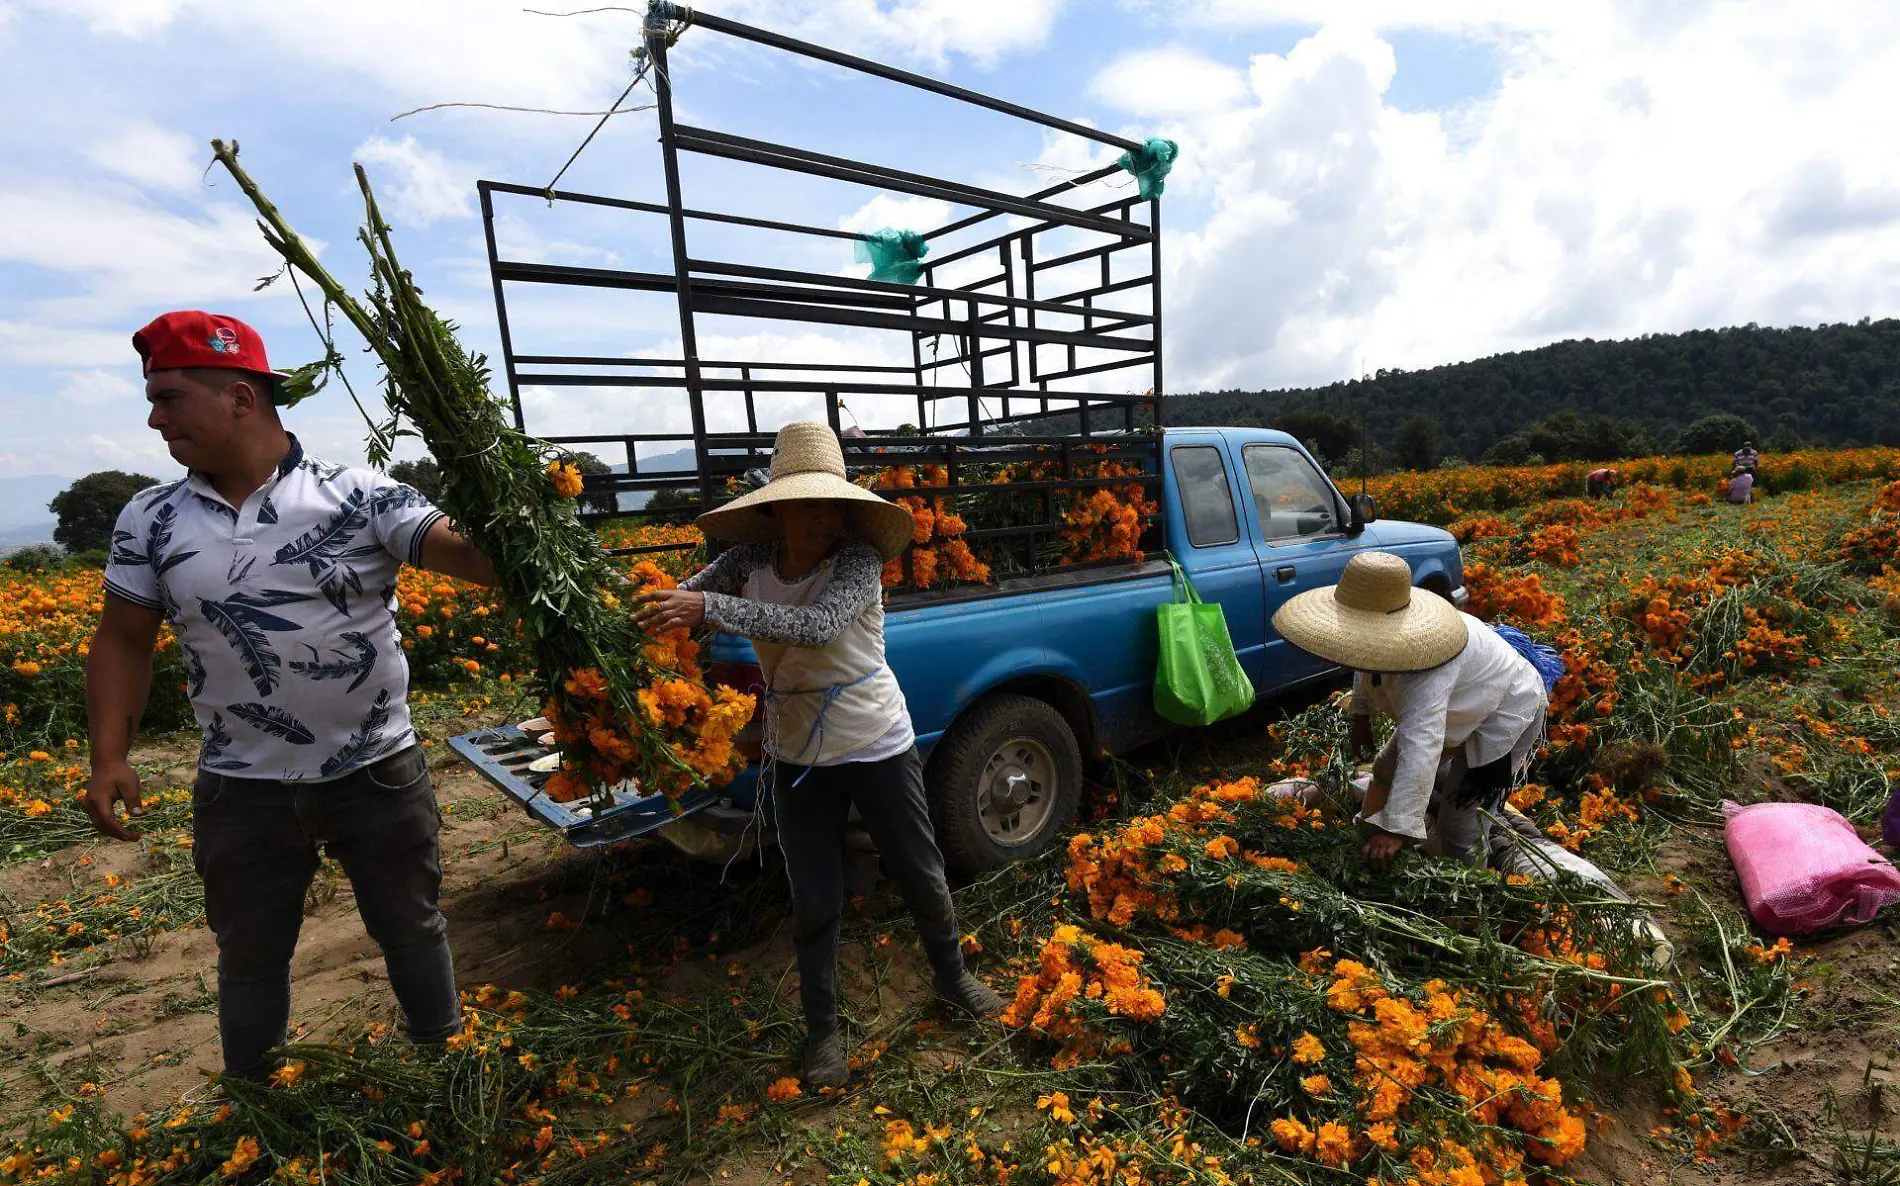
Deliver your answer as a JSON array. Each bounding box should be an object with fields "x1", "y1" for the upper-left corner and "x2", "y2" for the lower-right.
[{"x1": 1153, "y1": 558, "x2": 1256, "y2": 726}]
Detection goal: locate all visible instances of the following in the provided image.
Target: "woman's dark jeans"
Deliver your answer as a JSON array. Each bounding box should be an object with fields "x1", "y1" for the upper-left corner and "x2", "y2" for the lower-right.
[{"x1": 771, "y1": 746, "x2": 966, "y2": 1035}]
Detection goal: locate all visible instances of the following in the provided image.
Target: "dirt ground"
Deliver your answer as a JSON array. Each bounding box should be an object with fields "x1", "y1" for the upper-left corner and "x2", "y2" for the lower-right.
[
  {"x1": 0, "y1": 727, "x2": 669, "y2": 1117},
  {"x1": 6, "y1": 714, "x2": 1900, "y2": 1183}
]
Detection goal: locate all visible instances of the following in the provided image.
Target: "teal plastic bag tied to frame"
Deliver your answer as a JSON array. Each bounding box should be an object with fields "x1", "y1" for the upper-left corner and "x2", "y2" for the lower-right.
[
  {"x1": 1153, "y1": 558, "x2": 1256, "y2": 727},
  {"x1": 1116, "y1": 137, "x2": 1179, "y2": 200},
  {"x1": 854, "y1": 228, "x2": 930, "y2": 285}
]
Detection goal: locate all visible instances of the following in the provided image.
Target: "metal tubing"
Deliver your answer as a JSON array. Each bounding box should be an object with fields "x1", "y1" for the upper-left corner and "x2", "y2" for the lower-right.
[
  {"x1": 651, "y1": 4, "x2": 1143, "y2": 154},
  {"x1": 647, "y1": 23, "x2": 713, "y2": 508},
  {"x1": 924, "y1": 163, "x2": 1126, "y2": 241},
  {"x1": 480, "y1": 179, "x2": 863, "y2": 241},
  {"x1": 687, "y1": 257, "x2": 1153, "y2": 324},
  {"x1": 688, "y1": 292, "x2": 1152, "y2": 353},
  {"x1": 672, "y1": 125, "x2": 1153, "y2": 242},
  {"x1": 478, "y1": 186, "x2": 526, "y2": 432}
]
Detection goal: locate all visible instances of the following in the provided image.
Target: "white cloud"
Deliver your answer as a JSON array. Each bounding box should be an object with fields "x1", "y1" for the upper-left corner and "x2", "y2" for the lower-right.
[
  {"x1": 83, "y1": 119, "x2": 202, "y2": 192},
  {"x1": 355, "y1": 135, "x2": 474, "y2": 227},
  {"x1": 83, "y1": 431, "x2": 172, "y2": 470},
  {"x1": 722, "y1": 0, "x2": 1065, "y2": 67},
  {"x1": 0, "y1": 322, "x2": 133, "y2": 368},
  {"x1": 1088, "y1": 47, "x2": 1250, "y2": 117},
  {"x1": 0, "y1": 182, "x2": 290, "y2": 326},
  {"x1": 53, "y1": 369, "x2": 140, "y2": 408},
  {"x1": 1152, "y1": 2, "x2": 1900, "y2": 390},
  {"x1": 1126, "y1": 0, "x2": 1571, "y2": 35},
  {"x1": 838, "y1": 195, "x2": 953, "y2": 235}
]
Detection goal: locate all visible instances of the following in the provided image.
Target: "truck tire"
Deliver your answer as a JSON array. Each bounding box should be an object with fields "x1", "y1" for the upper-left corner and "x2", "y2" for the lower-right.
[{"x1": 926, "y1": 694, "x2": 1083, "y2": 875}]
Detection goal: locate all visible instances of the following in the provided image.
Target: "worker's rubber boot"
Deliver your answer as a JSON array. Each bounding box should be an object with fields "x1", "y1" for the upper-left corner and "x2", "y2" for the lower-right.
[
  {"x1": 802, "y1": 1029, "x2": 848, "y2": 1088},
  {"x1": 937, "y1": 970, "x2": 1005, "y2": 1019}
]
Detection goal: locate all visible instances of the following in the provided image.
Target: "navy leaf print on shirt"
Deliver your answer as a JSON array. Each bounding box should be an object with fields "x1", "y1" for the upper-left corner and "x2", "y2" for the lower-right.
[
  {"x1": 320, "y1": 688, "x2": 406, "y2": 777},
  {"x1": 272, "y1": 490, "x2": 384, "y2": 615},
  {"x1": 274, "y1": 489, "x2": 370, "y2": 570},
  {"x1": 199, "y1": 589, "x2": 312, "y2": 695},
  {"x1": 191, "y1": 491, "x2": 238, "y2": 524},
  {"x1": 136, "y1": 503, "x2": 200, "y2": 576},
  {"x1": 259, "y1": 495, "x2": 280, "y2": 525},
  {"x1": 229, "y1": 702, "x2": 317, "y2": 745},
  {"x1": 183, "y1": 643, "x2": 207, "y2": 699},
  {"x1": 139, "y1": 479, "x2": 185, "y2": 510},
  {"x1": 109, "y1": 529, "x2": 145, "y2": 568},
  {"x1": 200, "y1": 713, "x2": 253, "y2": 771},
  {"x1": 368, "y1": 484, "x2": 426, "y2": 519},
  {"x1": 289, "y1": 631, "x2": 378, "y2": 693}
]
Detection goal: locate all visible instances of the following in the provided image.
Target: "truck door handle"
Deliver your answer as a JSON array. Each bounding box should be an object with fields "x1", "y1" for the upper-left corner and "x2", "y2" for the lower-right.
[{"x1": 1275, "y1": 566, "x2": 1296, "y2": 582}]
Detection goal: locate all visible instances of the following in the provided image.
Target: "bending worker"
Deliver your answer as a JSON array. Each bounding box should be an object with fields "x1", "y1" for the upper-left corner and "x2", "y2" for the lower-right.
[
  {"x1": 634, "y1": 422, "x2": 1001, "y2": 1087},
  {"x1": 1273, "y1": 552, "x2": 1547, "y2": 871}
]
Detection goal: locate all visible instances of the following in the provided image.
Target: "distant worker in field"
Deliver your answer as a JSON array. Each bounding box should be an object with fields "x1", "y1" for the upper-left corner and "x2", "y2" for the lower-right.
[
  {"x1": 1584, "y1": 466, "x2": 1620, "y2": 499},
  {"x1": 1732, "y1": 441, "x2": 1760, "y2": 474},
  {"x1": 1272, "y1": 552, "x2": 1550, "y2": 872},
  {"x1": 83, "y1": 311, "x2": 497, "y2": 1084},
  {"x1": 633, "y1": 421, "x2": 1001, "y2": 1087},
  {"x1": 1727, "y1": 467, "x2": 1756, "y2": 505}
]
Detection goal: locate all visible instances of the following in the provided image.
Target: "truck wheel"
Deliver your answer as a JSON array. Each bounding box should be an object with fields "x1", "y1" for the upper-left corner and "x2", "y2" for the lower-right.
[{"x1": 927, "y1": 694, "x2": 1083, "y2": 875}]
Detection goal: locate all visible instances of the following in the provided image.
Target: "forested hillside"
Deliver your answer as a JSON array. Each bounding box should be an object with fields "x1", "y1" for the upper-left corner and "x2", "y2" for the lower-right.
[{"x1": 1165, "y1": 318, "x2": 1900, "y2": 465}]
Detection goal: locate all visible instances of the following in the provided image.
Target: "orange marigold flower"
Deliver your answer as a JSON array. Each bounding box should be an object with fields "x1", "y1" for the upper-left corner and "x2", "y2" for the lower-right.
[
  {"x1": 1270, "y1": 1116, "x2": 1315, "y2": 1155},
  {"x1": 765, "y1": 1077, "x2": 802, "y2": 1103}
]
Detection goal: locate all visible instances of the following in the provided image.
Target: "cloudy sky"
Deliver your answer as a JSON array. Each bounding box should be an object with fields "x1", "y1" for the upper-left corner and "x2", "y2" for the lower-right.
[{"x1": 3, "y1": 0, "x2": 1898, "y2": 482}]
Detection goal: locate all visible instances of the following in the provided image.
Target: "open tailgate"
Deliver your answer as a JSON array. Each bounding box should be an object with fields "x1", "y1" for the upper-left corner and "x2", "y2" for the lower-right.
[{"x1": 446, "y1": 724, "x2": 717, "y2": 848}]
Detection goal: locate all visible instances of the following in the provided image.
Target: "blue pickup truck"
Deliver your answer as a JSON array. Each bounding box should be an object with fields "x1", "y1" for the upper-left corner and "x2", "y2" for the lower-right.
[{"x1": 451, "y1": 425, "x2": 1466, "y2": 872}]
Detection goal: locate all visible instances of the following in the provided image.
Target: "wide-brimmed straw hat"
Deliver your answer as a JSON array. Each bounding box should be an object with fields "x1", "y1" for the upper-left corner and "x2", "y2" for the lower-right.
[
  {"x1": 1271, "y1": 552, "x2": 1468, "y2": 673},
  {"x1": 694, "y1": 421, "x2": 916, "y2": 561}
]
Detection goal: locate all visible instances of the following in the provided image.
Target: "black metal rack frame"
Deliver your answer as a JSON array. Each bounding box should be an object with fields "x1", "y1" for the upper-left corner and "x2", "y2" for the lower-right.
[{"x1": 478, "y1": 1, "x2": 1165, "y2": 581}]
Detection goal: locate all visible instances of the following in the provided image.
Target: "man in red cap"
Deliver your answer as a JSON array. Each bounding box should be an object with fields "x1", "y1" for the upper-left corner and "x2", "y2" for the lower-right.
[{"x1": 83, "y1": 310, "x2": 496, "y2": 1084}]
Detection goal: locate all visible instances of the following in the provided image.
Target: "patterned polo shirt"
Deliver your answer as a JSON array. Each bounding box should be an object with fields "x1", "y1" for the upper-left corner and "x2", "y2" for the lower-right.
[{"x1": 103, "y1": 436, "x2": 445, "y2": 781}]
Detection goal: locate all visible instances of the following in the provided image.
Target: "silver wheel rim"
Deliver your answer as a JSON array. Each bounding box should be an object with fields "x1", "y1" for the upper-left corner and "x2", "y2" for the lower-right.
[{"x1": 977, "y1": 736, "x2": 1059, "y2": 847}]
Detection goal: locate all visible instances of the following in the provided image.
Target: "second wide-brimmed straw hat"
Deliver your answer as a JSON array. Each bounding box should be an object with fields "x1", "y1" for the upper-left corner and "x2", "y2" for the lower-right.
[
  {"x1": 1271, "y1": 551, "x2": 1468, "y2": 673},
  {"x1": 694, "y1": 421, "x2": 916, "y2": 561}
]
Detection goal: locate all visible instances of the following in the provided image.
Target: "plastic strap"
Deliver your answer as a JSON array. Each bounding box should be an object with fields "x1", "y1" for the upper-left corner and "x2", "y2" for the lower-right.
[
  {"x1": 767, "y1": 668, "x2": 881, "y2": 785},
  {"x1": 1168, "y1": 556, "x2": 1203, "y2": 606}
]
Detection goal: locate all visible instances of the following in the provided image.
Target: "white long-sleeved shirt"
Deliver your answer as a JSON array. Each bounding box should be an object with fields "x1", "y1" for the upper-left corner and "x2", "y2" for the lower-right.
[{"x1": 1350, "y1": 613, "x2": 1547, "y2": 841}]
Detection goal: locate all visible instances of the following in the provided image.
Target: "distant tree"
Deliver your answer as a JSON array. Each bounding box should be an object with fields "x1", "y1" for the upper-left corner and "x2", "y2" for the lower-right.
[
  {"x1": 644, "y1": 486, "x2": 701, "y2": 525},
  {"x1": 387, "y1": 458, "x2": 444, "y2": 503},
  {"x1": 1676, "y1": 413, "x2": 1757, "y2": 457},
  {"x1": 569, "y1": 451, "x2": 619, "y2": 515},
  {"x1": 4, "y1": 544, "x2": 66, "y2": 573},
  {"x1": 1481, "y1": 433, "x2": 1534, "y2": 466},
  {"x1": 48, "y1": 470, "x2": 159, "y2": 555},
  {"x1": 1393, "y1": 415, "x2": 1442, "y2": 471},
  {"x1": 1273, "y1": 411, "x2": 1359, "y2": 465}
]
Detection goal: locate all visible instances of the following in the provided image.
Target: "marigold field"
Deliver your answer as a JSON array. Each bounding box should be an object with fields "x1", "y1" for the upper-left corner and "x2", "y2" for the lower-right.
[{"x1": 6, "y1": 449, "x2": 1900, "y2": 1186}]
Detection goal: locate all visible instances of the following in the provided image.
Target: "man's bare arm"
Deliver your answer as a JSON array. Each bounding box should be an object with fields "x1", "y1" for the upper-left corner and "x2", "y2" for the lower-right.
[
  {"x1": 84, "y1": 593, "x2": 164, "y2": 840},
  {"x1": 417, "y1": 519, "x2": 497, "y2": 587}
]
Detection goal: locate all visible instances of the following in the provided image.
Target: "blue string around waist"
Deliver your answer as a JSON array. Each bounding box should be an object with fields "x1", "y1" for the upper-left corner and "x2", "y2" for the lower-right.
[{"x1": 765, "y1": 668, "x2": 880, "y2": 786}]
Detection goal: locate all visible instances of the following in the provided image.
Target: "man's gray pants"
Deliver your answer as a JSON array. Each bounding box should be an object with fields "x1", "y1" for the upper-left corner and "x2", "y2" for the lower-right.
[{"x1": 192, "y1": 743, "x2": 460, "y2": 1078}]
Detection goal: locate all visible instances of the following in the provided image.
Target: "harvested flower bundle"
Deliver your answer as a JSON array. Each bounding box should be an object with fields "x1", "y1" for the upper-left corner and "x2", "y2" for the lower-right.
[{"x1": 210, "y1": 141, "x2": 753, "y2": 806}]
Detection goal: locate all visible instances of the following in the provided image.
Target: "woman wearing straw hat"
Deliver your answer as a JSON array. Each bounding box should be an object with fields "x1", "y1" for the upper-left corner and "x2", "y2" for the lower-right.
[
  {"x1": 634, "y1": 422, "x2": 1002, "y2": 1085},
  {"x1": 1272, "y1": 552, "x2": 1547, "y2": 871}
]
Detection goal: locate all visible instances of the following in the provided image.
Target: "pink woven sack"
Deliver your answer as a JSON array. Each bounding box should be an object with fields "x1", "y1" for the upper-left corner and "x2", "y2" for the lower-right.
[{"x1": 1723, "y1": 801, "x2": 1900, "y2": 935}]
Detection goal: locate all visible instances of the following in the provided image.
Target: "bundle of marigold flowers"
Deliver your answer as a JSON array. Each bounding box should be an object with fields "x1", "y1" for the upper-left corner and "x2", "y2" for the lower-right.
[
  {"x1": 870, "y1": 463, "x2": 991, "y2": 591},
  {"x1": 212, "y1": 141, "x2": 753, "y2": 806}
]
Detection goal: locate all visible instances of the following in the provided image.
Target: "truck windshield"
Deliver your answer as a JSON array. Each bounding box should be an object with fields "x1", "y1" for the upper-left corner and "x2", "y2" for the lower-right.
[
  {"x1": 1171, "y1": 446, "x2": 1239, "y2": 547},
  {"x1": 1243, "y1": 445, "x2": 1342, "y2": 540}
]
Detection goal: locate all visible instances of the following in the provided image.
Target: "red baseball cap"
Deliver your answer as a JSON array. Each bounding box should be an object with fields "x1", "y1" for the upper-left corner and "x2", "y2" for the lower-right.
[{"x1": 133, "y1": 311, "x2": 293, "y2": 405}]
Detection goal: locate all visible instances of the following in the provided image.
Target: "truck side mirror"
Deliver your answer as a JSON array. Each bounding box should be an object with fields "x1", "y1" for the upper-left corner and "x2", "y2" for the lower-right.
[{"x1": 1347, "y1": 492, "x2": 1378, "y2": 534}]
